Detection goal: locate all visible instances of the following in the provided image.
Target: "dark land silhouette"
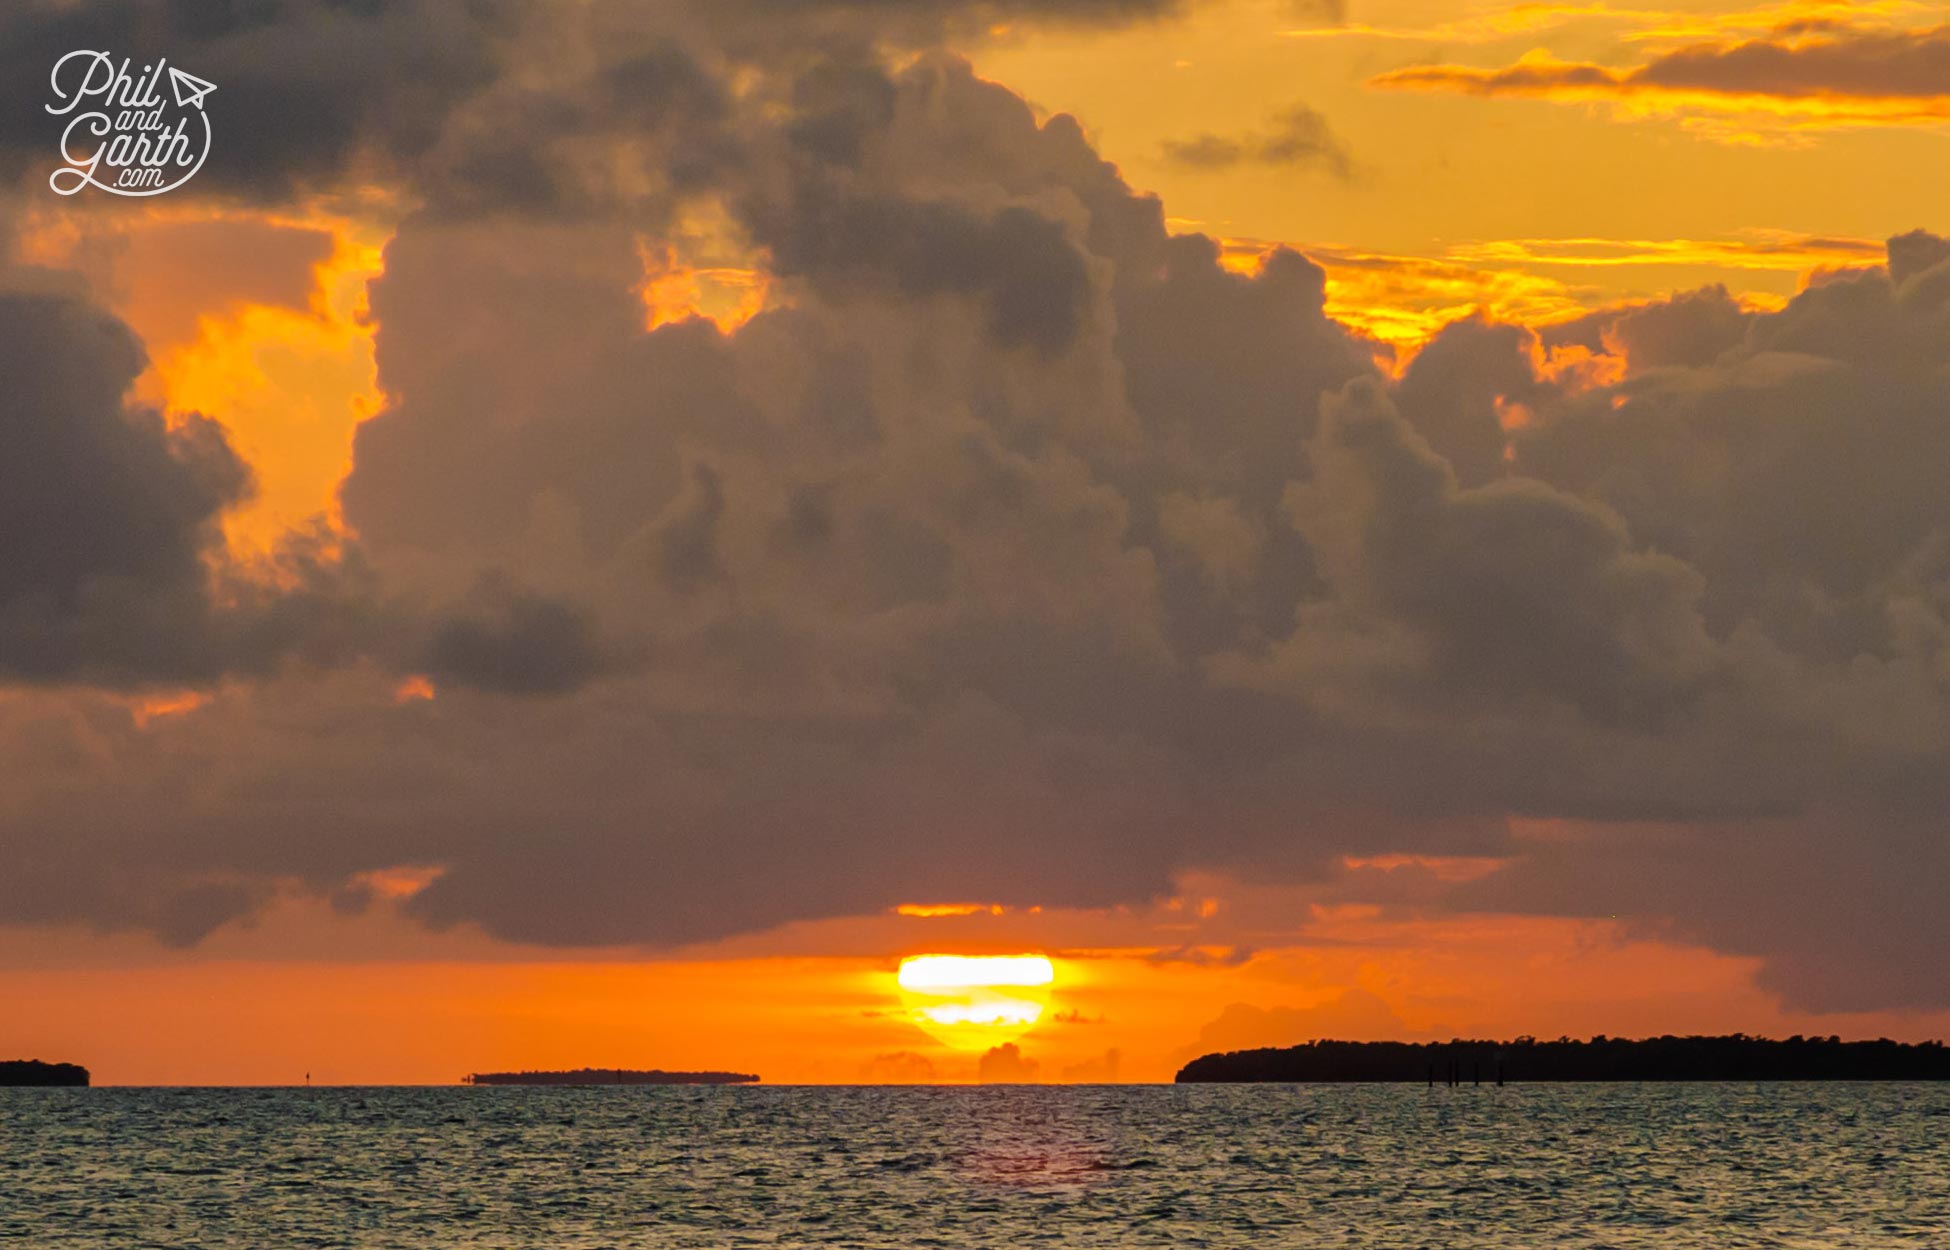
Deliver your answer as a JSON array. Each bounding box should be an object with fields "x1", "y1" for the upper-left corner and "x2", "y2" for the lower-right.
[
  {"x1": 463, "y1": 1068, "x2": 759, "y2": 1085},
  {"x1": 0, "y1": 1060, "x2": 90, "y2": 1086},
  {"x1": 1175, "y1": 1035, "x2": 1950, "y2": 1083}
]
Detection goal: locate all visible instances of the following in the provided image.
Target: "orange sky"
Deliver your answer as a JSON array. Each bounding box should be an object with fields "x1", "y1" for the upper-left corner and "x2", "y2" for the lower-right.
[
  {"x1": 6, "y1": 861, "x2": 1947, "y2": 1084},
  {"x1": 5, "y1": 0, "x2": 1949, "y2": 1084}
]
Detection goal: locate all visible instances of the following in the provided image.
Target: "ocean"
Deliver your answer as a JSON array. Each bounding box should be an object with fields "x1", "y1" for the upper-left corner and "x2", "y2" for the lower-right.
[{"x1": 3, "y1": 1083, "x2": 1945, "y2": 1246}]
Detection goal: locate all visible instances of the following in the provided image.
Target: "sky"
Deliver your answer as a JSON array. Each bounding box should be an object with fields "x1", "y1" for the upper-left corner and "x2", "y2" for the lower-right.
[{"x1": 1, "y1": 0, "x2": 1948, "y2": 1085}]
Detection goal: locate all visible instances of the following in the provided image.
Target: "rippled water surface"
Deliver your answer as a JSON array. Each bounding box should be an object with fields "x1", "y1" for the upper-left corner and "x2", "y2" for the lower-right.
[{"x1": 4, "y1": 1084, "x2": 1946, "y2": 1247}]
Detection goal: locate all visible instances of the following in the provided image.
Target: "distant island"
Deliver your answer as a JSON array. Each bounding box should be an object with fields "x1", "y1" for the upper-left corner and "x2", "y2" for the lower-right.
[
  {"x1": 463, "y1": 1068, "x2": 759, "y2": 1086},
  {"x1": 0, "y1": 1060, "x2": 90, "y2": 1087},
  {"x1": 1176, "y1": 1035, "x2": 1950, "y2": 1083}
]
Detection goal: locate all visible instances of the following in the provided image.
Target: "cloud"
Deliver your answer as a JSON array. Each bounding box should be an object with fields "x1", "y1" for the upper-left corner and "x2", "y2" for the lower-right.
[
  {"x1": 3, "y1": 0, "x2": 1950, "y2": 1022},
  {"x1": 1446, "y1": 232, "x2": 1887, "y2": 272},
  {"x1": 0, "y1": 287, "x2": 366, "y2": 687},
  {"x1": 736, "y1": 0, "x2": 1186, "y2": 18},
  {"x1": 0, "y1": 0, "x2": 1197, "y2": 214},
  {"x1": 1635, "y1": 22, "x2": 1950, "y2": 100},
  {"x1": 1280, "y1": 378, "x2": 1720, "y2": 727},
  {"x1": 420, "y1": 587, "x2": 607, "y2": 696},
  {"x1": 1160, "y1": 104, "x2": 1355, "y2": 178},
  {"x1": 1599, "y1": 285, "x2": 1756, "y2": 371},
  {"x1": 0, "y1": 292, "x2": 240, "y2": 613},
  {"x1": 753, "y1": 194, "x2": 1097, "y2": 355},
  {"x1": 1157, "y1": 492, "x2": 1261, "y2": 590},
  {"x1": 978, "y1": 1041, "x2": 1041, "y2": 1082},
  {"x1": 1059, "y1": 1047, "x2": 1122, "y2": 1080},
  {"x1": 0, "y1": 0, "x2": 530, "y2": 201},
  {"x1": 1279, "y1": 0, "x2": 1639, "y2": 45},
  {"x1": 1370, "y1": 23, "x2": 1950, "y2": 134},
  {"x1": 1389, "y1": 315, "x2": 1543, "y2": 486},
  {"x1": 860, "y1": 1050, "x2": 938, "y2": 1081}
]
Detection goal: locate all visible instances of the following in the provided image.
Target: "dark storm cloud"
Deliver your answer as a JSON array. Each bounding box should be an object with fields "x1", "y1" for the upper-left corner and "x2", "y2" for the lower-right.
[
  {"x1": 1454, "y1": 812, "x2": 1950, "y2": 1016},
  {"x1": 5, "y1": 0, "x2": 1950, "y2": 1018},
  {"x1": 1602, "y1": 286, "x2": 1753, "y2": 372},
  {"x1": 1887, "y1": 228, "x2": 1950, "y2": 285},
  {"x1": 1288, "y1": 379, "x2": 1719, "y2": 728},
  {"x1": 0, "y1": 0, "x2": 1201, "y2": 209},
  {"x1": 1514, "y1": 250, "x2": 1950, "y2": 645},
  {"x1": 1390, "y1": 316, "x2": 1537, "y2": 486},
  {"x1": 0, "y1": 0, "x2": 528, "y2": 200},
  {"x1": 421, "y1": 588, "x2": 608, "y2": 696},
  {"x1": 0, "y1": 292, "x2": 239, "y2": 605},
  {"x1": 657, "y1": 462, "x2": 730, "y2": 593},
  {"x1": 0, "y1": 856, "x2": 274, "y2": 949},
  {"x1": 0, "y1": 289, "x2": 277, "y2": 685},
  {"x1": 1115, "y1": 238, "x2": 1374, "y2": 499},
  {"x1": 754, "y1": 193, "x2": 1095, "y2": 354},
  {"x1": 340, "y1": 227, "x2": 750, "y2": 556}
]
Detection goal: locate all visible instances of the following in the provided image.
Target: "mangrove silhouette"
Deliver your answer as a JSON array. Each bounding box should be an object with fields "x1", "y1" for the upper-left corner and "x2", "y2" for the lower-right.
[
  {"x1": 463, "y1": 1068, "x2": 759, "y2": 1085},
  {"x1": 0, "y1": 1060, "x2": 90, "y2": 1086},
  {"x1": 1175, "y1": 1034, "x2": 1950, "y2": 1083}
]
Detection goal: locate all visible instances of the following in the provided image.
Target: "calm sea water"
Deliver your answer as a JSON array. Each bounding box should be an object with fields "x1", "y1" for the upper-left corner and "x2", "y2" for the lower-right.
[{"x1": 3, "y1": 1084, "x2": 1945, "y2": 1247}]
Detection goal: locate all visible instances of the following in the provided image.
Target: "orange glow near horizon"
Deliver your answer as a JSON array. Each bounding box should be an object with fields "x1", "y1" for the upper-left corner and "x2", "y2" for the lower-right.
[
  {"x1": 3, "y1": 917, "x2": 1944, "y2": 1086},
  {"x1": 1, "y1": 881, "x2": 1947, "y2": 1085}
]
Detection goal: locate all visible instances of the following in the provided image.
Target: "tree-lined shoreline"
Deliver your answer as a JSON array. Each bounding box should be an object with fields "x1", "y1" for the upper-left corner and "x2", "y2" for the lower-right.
[
  {"x1": 0, "y1": 1060, "x2": 90, "y2": 1086},
  {"x1": 1176, "y1": 1035, "x2": 1950, "y2": 1083}
]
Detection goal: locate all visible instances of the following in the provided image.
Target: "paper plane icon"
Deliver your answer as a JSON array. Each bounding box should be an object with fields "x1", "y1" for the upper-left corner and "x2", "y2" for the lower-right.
[{"x1": 168, "y1": 66, "x2": 217, "y2": 111}]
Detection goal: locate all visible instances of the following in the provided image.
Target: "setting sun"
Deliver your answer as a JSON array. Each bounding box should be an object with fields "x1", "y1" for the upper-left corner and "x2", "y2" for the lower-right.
[{"x1": 896, "y1": 955, "x2": 1056, "y2": 1050}]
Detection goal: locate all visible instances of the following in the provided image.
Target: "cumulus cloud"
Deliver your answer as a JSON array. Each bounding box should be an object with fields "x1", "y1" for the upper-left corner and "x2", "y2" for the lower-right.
[
  {"x1": 1282, "y1": 378, "x2": 1720, "y2": 728},
  {"x1": 0, "y1": 0, "x2": 1194, "y2": 211},
  {"x1": 0, "y1": 287, "x2": 365, "y2": 687},
  {"x1": 1543, "y1": 285, "x2": 1755, "y2": 374},
  {"x1": 2, "y1": 0, "x2": 1949, "y2": 1019},
  {"x1": 0, "y1": 0, "x2": 528, "y2": 200},
  {"x1": 860, "y1": 1050, "x2": 939, "y2": 1081},
  {"x1": 0, "y1": 293, "x2": 241, "y2": 619},
  {"x1": 1060, "y1": 1047, "x2": 1122, "y2": 1081},
  {"x1": 978, "y1": 1042, "x2": 1041, "y2": 1082},
  {"x1": 755, "y1": 194, "x2": 1097, "y2": 354},
  {"x1": 420, "y1": 587, "x2": 608, "y2": 696}
]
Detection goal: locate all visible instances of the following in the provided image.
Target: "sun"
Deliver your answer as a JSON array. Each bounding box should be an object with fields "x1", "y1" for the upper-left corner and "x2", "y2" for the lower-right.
[{"x1": 896, "y1": 954, "x2": 1056, "y2": 1051}]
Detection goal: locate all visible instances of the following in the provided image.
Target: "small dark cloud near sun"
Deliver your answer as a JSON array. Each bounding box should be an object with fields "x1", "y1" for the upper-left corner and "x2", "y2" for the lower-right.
[{"x1": 978, "y1": 1042, "x2": 1040, "y2": 1082}]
